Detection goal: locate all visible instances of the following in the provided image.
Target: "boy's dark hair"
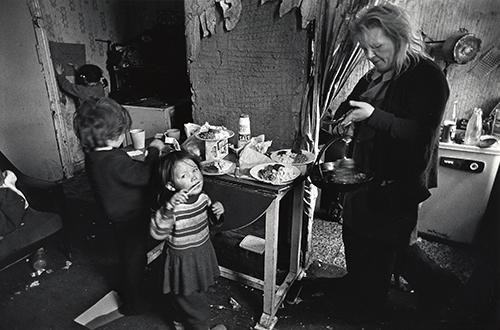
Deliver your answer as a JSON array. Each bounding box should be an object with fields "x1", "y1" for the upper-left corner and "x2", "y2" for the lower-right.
[
  {"x1": 73, "y1": 97, "x2": 131, "y2": 152},
  {"x1": 156, "y1": 150, "x2": 201, "y2": 205},
  {"x1": 76, "y1": 64, "x2": 103, "y2": 85}
]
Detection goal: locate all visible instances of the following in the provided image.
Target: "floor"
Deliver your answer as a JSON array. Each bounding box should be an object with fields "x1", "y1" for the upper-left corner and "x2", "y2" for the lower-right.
[{"x1": 0, "y1": 172, "x2": 494, "y2": 330}]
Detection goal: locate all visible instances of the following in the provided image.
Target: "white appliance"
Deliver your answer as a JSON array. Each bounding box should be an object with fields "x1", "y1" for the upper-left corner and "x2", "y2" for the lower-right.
[{"x1": 418, "y1": 142, "x2": 500, "y2": 244}]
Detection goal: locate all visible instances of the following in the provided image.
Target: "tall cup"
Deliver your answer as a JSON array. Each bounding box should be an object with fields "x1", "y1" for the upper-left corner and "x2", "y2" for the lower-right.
[
  {"x1": 130, "y1": 128, "x2": 145, "y2": 149},
  {"x1": 440, "y1": 120, "x2": 456, "y2": 143}
]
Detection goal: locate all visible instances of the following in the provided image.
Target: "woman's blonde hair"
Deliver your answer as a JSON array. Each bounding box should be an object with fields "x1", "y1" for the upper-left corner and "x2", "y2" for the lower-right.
[{"x1": 349, "y1": 3, "x2": 430, "y2": 75}]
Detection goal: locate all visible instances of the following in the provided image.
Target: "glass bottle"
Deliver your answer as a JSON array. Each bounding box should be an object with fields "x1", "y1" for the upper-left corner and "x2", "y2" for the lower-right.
[
  {"x1": 237, "y1": 114, "x2": 251, "y2": 148},
  {"x1": 441, "y1": 101, "x2": 458, "y2": 143},
  {"x1": 32, "y1": 247, "x2": 47, "y2": 272},
  {"x1": 464, "y1": 107, "x2": 483, "y2": 146}
]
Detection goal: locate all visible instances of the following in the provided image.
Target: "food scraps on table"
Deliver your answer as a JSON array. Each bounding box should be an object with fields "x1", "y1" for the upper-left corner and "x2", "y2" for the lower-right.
[
  {"x1": 201, "y1": 159, "x2": 234, "y2": 175},
  {"x1": 274, "y1": 150, "x2": 309, "y2": 164},
  {"x1": 258, "y1": 164, "x2": 297, "y2": 184},
  {"x1": 196, "y1": 122, "x2": 233, "y2": 140}
]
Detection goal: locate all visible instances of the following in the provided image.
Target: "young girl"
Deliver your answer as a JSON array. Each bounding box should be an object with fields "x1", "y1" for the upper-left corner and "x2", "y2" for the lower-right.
[{"x1": 150, "y1": 150, "x2": 226, "y2": 330}]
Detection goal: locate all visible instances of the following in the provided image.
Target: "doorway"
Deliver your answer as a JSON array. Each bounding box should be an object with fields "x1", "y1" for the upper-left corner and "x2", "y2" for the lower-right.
[{"x1": 106, "y1": 0, "x2": 192, "y2": 127}]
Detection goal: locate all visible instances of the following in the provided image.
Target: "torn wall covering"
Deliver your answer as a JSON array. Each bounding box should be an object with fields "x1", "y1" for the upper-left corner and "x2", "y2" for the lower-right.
[
  {"x1": 39, "y1": 0, "x2": 126, "y2": 168},
  {"x1": 186, "y1": 0, "x2": 309, "y2": 149},
  {"x1": 185, "y1": 0, "x2": 316, "y2": 61}
]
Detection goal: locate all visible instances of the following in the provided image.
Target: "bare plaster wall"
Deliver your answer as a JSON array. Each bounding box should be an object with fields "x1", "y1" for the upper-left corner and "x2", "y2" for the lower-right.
[
  {"x1": 0, "y1": 0, "x2": 63, "y2": 181},
  {"x1": 187, "y1": 0, "x2": 309, "y2": 149}
]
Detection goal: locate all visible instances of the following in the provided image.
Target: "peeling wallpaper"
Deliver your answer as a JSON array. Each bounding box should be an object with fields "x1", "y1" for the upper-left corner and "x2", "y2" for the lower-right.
[
  {"x1": 40, "y1": 0, "x2": 125, "y2": 71},
  {"x1": 39, "y1": 0, "x2": 127, "y2": 167}
]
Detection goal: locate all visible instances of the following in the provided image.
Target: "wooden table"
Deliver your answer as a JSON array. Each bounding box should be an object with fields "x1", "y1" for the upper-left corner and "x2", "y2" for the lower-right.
[{"x1": 203, "y1": 174, "x2": 306, "y2": 330}]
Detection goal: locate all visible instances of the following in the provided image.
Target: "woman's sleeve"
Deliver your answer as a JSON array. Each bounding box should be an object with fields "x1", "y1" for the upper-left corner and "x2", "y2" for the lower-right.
[
  {"x1": 332, "y1": 77, "x2": 368, "y2": 120},
  {"x1": 366, "y1": 64, "x2": 449, "y2": 142}
]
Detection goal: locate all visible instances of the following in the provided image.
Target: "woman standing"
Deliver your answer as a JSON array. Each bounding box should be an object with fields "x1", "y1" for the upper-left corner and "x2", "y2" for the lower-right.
[{"x1": 330, "y1": 3, "x2": 449, "y2": 321}]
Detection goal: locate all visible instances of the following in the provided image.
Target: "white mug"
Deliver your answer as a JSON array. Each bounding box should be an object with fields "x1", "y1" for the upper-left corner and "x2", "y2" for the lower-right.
[{"x1": 130, "y1": 128, "x2": 145, "y2": 149}]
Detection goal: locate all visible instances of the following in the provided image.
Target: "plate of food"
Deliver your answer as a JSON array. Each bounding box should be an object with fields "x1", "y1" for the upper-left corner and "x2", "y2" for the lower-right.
[
  {"x1": 195, "y1": 123, "x2": 235, "y2": 141},
  {"x1": 270, "y1": 149, "x2": 315, "y2": 165},
  {"x1": 200, "y1": 159, "x2": 236, "y2": 176},
  {"x1": 249, "y1": 163, "x2": 301, "y2": 185}
]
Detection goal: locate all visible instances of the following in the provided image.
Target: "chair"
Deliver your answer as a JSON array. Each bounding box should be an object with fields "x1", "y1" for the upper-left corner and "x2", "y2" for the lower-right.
[{"x1": 0, "y1": 150, "x2": 70, "y2": 271}]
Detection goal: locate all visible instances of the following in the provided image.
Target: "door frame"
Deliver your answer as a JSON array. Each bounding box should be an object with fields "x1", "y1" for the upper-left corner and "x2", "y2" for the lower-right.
[{"x1": 27, "y1": 0, "x2": 74, "y2": 178}]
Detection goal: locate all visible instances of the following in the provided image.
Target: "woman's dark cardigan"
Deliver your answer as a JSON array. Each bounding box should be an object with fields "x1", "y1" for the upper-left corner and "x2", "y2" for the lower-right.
[{"x1": 335, "y1": 58, "x2": 450, "y2": 203}]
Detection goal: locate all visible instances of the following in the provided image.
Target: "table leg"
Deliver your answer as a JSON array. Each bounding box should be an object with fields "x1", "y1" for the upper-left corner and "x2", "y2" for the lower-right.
[
  {"x1": 290, "y1": 181, "x2": 304, "y2": 275},
  {"x1": 256, "y1": 198, "x2": 280, "y2": 330}
]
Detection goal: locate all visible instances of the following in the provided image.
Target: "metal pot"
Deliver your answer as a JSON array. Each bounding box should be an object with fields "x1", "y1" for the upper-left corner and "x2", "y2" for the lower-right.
[{"x1": 308, "y1": 137, "x2": 373, "y2": 192}]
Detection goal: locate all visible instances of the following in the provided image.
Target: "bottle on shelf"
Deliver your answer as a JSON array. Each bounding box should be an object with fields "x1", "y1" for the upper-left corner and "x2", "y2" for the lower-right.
[
  {"x1": 464, "y1": 107, "x2": 483, "y2": 146},
  {"x1": 237, "y1": 114, "x2": 251, "y2": 148},
  {"x1": 440, "y1": 100, "x2": 458, "y2": 143}
]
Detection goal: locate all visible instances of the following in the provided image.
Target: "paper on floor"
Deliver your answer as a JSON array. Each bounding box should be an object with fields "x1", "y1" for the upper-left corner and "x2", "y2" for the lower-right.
[
  {"x1": 74, "y1": 290, "x2": 123, "y2": 329},
  {"x1": 239, "y1": 235, "x2": 265, "y2": 254},
  {"x1": 126, "y1": 150, "x2": 143, "y2": 157}
]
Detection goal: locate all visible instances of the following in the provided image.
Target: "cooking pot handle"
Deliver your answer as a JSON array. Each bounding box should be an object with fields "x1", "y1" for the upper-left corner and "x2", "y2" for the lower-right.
[{"x1": 312, "y1": 136, "x2": 345, "y2": 181}]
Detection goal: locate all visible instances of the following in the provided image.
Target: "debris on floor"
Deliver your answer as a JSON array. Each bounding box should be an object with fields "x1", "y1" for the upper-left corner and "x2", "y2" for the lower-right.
[
  {"x1": 62, "y1": 260, "x2": 72, "y2": 270},
  {"x1": 229, "y1": 297, "x2": 241, "y2": 310}
]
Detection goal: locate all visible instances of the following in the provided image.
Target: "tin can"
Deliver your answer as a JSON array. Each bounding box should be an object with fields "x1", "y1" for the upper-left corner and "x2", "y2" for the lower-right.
[
  {"x1": 238, "y1": 114, "x2": 251, "y2": 148},
  {"x1": 440, "y1": 120, "x2": 456, "y2": 143}
]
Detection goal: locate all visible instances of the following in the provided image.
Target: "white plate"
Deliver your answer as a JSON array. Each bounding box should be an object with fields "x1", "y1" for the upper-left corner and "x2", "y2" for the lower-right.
[
  {"x1": 201, "y1": 159, "x2": 235, "y2": 176},
  {"x1": 249, "y1": 163, "x2": 301, "y2": 185},
  {"x1": 195, "y1": 128, "x2": 235, "y2": 141},
  {"x1": 270, "y1": 149, "x2": 315, "y2": 165}
]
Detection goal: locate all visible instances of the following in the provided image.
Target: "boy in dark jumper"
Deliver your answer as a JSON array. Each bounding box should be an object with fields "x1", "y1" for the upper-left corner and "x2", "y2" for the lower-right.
[
  {"x1": 55, "y1": 63, "x2": 107, "y2": 107},
  {"x1": 73, "y1": 97, "x2": 164, "y2": 314}
]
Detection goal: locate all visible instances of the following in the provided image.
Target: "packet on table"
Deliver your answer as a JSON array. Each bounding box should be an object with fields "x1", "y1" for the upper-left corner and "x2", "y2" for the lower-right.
[{"x1": 239, "y1": 134, "x2": 273, "y2": 171}]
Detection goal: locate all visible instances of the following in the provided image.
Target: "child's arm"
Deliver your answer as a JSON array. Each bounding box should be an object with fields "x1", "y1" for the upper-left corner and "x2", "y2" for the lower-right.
[
  {"x1": 208, "y1": 200, "x2": 224, "y2": 229},
  {"x1": 149, "y1": 208, "x2": 174, "y2": 240},
  {"x1": 55, "y1": 67, "x2": 89, "y2": 99}
]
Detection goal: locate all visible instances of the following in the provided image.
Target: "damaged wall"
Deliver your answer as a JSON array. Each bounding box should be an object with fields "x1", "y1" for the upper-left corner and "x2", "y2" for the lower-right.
[
  {"x1": 0, "y1": 1, "x2": 63, "y2": 180},
  {"x1": 39, "y1": 0, "x2": 127, "y2": 168},
  {"x1": 332, "y1": 0, "x2": 500, "y2": 121},
  {"x1": 186, "y1": 0, "x2": 309, "y2": 149}
]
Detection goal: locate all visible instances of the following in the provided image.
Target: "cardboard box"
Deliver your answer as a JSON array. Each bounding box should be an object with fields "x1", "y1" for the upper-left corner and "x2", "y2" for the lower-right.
[{"x1": 205, "y1": 138, "x2": 229, "y2": 161}]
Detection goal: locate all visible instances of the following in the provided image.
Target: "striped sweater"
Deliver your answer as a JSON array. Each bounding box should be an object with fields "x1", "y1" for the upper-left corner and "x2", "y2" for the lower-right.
[{"x1": 167, "y1": 193, "x2": 211, "y2": 250}]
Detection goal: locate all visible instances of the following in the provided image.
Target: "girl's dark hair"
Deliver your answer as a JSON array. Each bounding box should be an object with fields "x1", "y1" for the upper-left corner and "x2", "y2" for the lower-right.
[
  {"x1": 156, "y1": 150, "x2": 201, "y2": 205},
  {"x1": 73, "y1": 97, "x2": 131, "y2": 151},
  {"x1": 76, "y1": 64, "x2": 103, "y2": 85}
]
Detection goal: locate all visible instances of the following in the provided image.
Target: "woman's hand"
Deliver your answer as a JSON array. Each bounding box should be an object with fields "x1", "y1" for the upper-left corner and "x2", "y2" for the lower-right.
[
  {"x1": 341, "y1": 100, "x2": 375, "y2": 125},
  {"x1": 211, "y1": 201, "x2": 224, "y2": 218}
]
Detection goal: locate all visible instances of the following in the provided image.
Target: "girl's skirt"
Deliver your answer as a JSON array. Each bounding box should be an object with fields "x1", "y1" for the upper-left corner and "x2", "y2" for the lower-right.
[{"x1": 162, "y1": 239, "x2": 220, "y2": 296}]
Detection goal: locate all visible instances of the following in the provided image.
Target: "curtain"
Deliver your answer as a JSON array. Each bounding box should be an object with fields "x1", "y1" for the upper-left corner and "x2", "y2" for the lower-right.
[{"x1": 297, "y1": 0, "x2": 373, "y2": 265}]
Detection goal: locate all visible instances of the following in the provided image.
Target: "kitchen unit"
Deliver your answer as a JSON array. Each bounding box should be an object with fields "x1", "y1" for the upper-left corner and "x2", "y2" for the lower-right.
[{"x1": 419, "y1": 142, "x2": 500, "y2": 244}]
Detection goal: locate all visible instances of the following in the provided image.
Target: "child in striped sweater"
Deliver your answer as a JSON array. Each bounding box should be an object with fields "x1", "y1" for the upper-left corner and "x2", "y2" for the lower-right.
[{"x1": 150, "y1": 150, "x2": 226, "y2": 330}]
